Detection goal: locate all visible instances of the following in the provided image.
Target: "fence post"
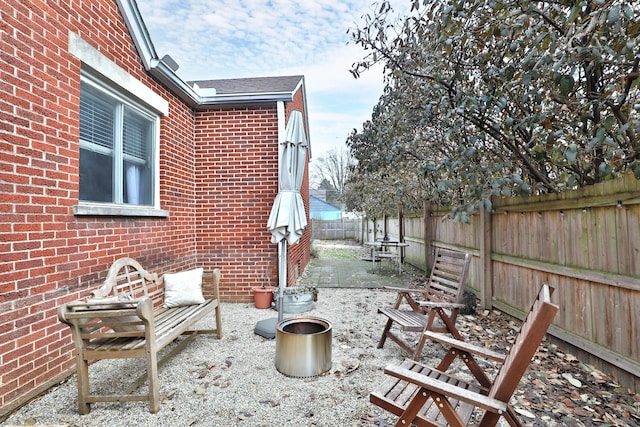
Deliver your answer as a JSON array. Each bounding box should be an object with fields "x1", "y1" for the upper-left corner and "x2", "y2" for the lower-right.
[
  {"x1": 424, "y1": 200, "x2": 432, "y2": 271},
  {"x1": 383, "y1": 214, "x2": 388, "y2": 239},
  {"x1": 479, "y1": 206, "x2": 493, "y2": 309},
  {"x1": 398, "y1": 206, "x2": 405, "y2": 262}
]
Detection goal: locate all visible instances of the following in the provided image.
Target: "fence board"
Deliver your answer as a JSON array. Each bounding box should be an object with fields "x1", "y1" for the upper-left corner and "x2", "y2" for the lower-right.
[{"x1": 627, "y1": 207, "x2": 640, "y2": 276}]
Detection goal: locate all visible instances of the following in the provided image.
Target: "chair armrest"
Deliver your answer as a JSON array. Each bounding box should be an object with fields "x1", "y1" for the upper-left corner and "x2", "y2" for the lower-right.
[
  {"x1": 385, "y1": 363, "x2": 508, "y2": 414},
  {"x1": 382, "y1": 286, "x2": 428, "y2": 294},
  {"x1": 423, "y1": 331, "x2": 505, "y2": 363},
  {"x1": 419, "y1": 301, "x2": 464, "y2": 309}
]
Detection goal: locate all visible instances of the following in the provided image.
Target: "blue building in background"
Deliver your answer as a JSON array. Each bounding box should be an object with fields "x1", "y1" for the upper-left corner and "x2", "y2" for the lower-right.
[{"x1": 309, "y1": 194, "x2": 341, "y2": 220}]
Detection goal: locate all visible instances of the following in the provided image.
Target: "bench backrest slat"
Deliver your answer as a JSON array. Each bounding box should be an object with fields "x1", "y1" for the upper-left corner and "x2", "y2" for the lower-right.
[{"x1": 91, "y1": 257, "x2": 159, "y2": 302}]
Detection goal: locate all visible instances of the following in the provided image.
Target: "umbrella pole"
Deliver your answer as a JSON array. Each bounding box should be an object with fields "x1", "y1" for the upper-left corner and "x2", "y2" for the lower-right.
[
  {"x1": 252, "y1": 241, "x2": 286, "y2": 339},
  {"x1": 278, "y1": 239, "x2": 287, "y2": 322}
]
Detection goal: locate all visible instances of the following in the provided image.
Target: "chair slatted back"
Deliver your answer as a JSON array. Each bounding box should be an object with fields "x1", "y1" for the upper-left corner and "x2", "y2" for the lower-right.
[
  {"x1": 425, "y1": 249, "x2": 471, "y2": 304},
  {"x1": 488, "y1": 285, "x2": 558, "y2": 404}
]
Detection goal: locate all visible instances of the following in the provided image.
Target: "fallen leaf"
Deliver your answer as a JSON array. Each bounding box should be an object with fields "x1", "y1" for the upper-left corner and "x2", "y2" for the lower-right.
[
  {"x1": 514, "y1": 407, "x2": 536, "y2": 418},
  {"x1": 345, "y1": 362, "x2": 360, "y2": 374},
  {"x1": 161, "y1": 389, "x2": 177, "y2": 402},
  {"x1": 258, "y1": 399, "x2": 280, "y2": 407},
  {"x1": 562, "y1": 373, "x2": 583, "y2": 388},
  {"x1": 238, "y1": 411, "x2": 253, "y2": 419}
]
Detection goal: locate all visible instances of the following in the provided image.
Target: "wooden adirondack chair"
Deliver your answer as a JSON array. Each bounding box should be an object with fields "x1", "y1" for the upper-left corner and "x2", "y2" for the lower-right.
[
  {"x1": 370, "y1": 284, "x2": 559, "y2": 427},
  {"x1": 377, "y1": 248, "x2": 472, "y2": 359}
]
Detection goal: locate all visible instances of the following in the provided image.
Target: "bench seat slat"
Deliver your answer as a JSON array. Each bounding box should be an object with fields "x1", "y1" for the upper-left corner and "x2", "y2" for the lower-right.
[
  {"x1": 83, "y1": 299, "x2": 219, "y2": 352},
  {"x1": 370, "y1": 359, "x2": 486, "y2": 426},
  {"x1": 378, "y1": 308, "x2": 445, "y2": 332}
]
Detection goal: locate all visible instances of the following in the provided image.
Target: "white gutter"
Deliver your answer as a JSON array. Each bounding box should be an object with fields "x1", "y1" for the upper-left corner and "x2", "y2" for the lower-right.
[
  {"x1": 277, "y1": 101, "x2": 286, "y2": 175},
  {"x1": 198, "y1": 92, "x2": 294, "y2": 106},
  {"x1": 298, "y1": 77, "x2": 312, "y2": 159}
]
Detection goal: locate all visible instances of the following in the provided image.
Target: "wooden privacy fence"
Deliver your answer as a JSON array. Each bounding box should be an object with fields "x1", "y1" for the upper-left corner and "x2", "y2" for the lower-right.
[
  {"x1": 310, "y1": 218, "x2": 356, "y2": 240},
  {"x1": 354, "y1": 174, "x2": 640, "y2": 391}
]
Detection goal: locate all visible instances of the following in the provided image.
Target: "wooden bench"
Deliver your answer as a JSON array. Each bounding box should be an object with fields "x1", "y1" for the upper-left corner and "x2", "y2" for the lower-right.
[
  {"x1": 58, "y1": 257, "x2": 222, "y2": 414},
  {"x1": 377, "y1": 248, "x2": 471, "y2": 359},
  {"x1": 370, "y1": 284, "x2": 558, "y2": 426}
]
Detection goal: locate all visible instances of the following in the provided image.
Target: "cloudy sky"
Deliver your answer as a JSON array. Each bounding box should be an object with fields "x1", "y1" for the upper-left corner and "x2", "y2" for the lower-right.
[{"x1": 136, "y1": 0, "x2": 406, "y2": 160}]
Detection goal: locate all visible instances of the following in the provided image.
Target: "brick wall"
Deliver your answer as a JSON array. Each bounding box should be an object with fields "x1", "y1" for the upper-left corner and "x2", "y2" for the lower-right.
[
  {"x1": 194, "y1": 106, "x2": 280, "y2": 301},
  {"x1": 0, "y1": 0, "x2": 310, "y2": 417},
  {"x1": 194, "y1": 99, "x2": 311, "y2": 301},
  {"x1": 0, "y1": 0, "x2": 200, "y2": 416}
]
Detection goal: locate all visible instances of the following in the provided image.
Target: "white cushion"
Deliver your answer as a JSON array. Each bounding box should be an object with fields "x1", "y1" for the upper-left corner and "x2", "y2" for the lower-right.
[{"x1": 163, "y1": 268, "x2": 205, "y2": 307}]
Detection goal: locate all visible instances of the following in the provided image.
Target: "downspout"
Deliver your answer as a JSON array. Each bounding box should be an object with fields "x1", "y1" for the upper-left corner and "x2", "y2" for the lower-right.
[
  {"x1": 278, "y1": 101, "x2": 285, "y2": 144},
  {"x1": 277, "y1": 101, "x2": 286, "y2": 321}
]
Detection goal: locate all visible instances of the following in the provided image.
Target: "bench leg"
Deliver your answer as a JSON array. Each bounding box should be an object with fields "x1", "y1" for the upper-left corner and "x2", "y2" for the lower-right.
[
  {"x1": 215, "y1": 306, "x2": 223, "y2": 339},
  {"x1": 76, "y1": 355, "x2": 90, "y2": 415},
  {"x1": 146, "y1": 348, "x2": 160, "y2": 413}
]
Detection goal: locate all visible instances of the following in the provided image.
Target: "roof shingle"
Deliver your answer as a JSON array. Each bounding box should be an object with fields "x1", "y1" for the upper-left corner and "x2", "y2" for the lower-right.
[{"x1": 190, "y1": 75, "x2": 303, "y2": 95}]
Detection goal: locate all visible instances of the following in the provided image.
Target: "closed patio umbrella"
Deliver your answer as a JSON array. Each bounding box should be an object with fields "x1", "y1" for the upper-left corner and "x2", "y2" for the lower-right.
[{"x1": 266, "y1": 110, "x2": 308, "y2": 322}]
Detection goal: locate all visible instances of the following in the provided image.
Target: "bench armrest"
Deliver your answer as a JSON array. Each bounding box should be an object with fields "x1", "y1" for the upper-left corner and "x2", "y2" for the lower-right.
[
  {"x1": 423, "y1": 331, "x2": 505, "y2": 363},
  {"x1": 58, "y1": 297, "x2": 153, "y2": 325},
  {"x1": 209, "y1": 268, "x2": 221, "y2": 301}
]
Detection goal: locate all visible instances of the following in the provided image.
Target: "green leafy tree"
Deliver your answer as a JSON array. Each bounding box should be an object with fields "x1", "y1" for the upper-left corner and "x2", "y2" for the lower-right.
[{"x1": 347, "y1": 0, "x2": 640, "y2": 221}]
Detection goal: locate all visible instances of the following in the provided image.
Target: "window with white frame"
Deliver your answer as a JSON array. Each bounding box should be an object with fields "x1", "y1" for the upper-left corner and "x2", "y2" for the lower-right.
[{"x1": 79, "y1": 75, "x2": 157, "y2": 206}]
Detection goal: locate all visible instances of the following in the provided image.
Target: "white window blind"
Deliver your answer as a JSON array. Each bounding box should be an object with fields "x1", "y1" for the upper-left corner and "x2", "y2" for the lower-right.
[{"x1": 79, "y1": 90, "x2": 115, "y2": 153}]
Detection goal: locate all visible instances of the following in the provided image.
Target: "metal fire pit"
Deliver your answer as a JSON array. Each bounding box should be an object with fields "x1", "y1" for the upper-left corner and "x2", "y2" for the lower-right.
[{"x1": 275, "y1": 317, "x2": 332, "y2": 378}]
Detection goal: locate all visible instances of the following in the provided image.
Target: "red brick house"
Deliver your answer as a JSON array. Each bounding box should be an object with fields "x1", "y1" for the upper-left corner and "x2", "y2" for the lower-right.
[{"x1": 0, "y1": 0, "x2": 311, "y2": 417}]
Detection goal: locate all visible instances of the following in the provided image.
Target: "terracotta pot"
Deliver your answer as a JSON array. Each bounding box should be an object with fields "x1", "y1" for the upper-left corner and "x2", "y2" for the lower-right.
[{"x1": 252, "y1": 286, "x2": 274, "y2": 309}]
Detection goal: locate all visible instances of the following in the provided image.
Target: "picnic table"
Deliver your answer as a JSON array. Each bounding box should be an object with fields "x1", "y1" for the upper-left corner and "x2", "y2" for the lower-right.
[{"x1": 364, "y1": 240, "x2": 410, "y2": 273}]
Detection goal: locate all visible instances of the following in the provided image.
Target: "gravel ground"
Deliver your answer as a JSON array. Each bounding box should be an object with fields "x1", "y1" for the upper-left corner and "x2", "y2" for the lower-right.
[
  {"x1": 5, "y1": 241, "x2": 637, "y2": 426},
  {"x1": 3, "y1": 288, "x2": 428, "y2": 427}
]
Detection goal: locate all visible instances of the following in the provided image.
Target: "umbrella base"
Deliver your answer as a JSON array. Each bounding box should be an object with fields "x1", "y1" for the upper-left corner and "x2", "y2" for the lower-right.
[{"x1": 254, "y1": 317, "x2": 277, "y2": 339}]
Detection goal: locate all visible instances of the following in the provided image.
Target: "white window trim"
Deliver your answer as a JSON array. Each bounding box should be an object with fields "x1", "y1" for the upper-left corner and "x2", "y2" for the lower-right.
[
  {"x1": 73, "y1": 202, "x2": 168, "y2": 217},
  {"x1": 69, "y1": 32, "x2": 168, "y2": 115},
  {"x1": 70, "y1": 32, "x2": 168, "y2": 218}
]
